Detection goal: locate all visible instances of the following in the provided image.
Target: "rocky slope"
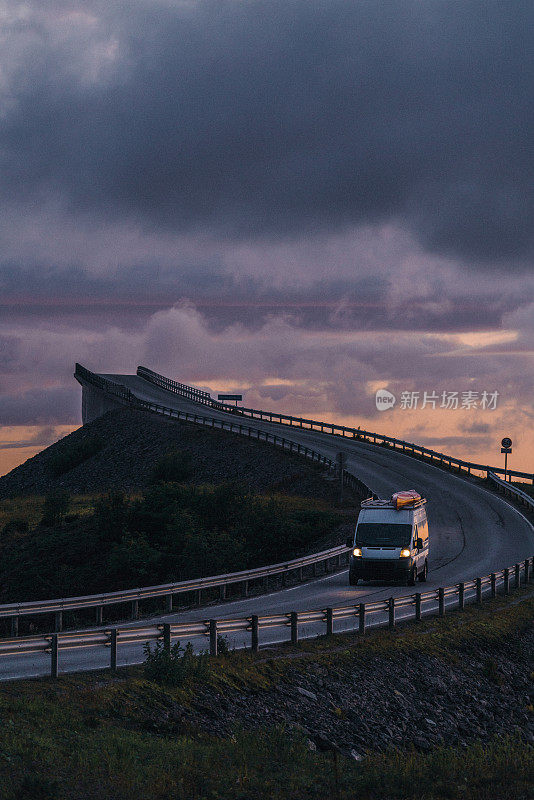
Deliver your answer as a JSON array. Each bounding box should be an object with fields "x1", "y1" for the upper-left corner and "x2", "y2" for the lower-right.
[
  {"x1": 125, "y1": 596, "x2": 534, "y2": 758},
  {"x1": 0, "y1": 407, "x2": 359, "y2": 503}
]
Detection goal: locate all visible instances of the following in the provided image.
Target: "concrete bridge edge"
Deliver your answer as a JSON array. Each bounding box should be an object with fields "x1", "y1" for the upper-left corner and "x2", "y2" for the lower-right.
[{"x1": 75, "y1": 378, "x2": 126, "y2": 425}]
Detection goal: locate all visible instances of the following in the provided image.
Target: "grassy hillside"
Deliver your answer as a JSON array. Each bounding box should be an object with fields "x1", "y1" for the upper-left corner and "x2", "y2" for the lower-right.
[
  {"x1": 1, "y1": 592, "x2": 532, "y2": 800},
  {"x1": 0, "y1": 407, "x2": 364, "y2": 622},
  {"x1": 0, "y1": 484, "x2": 346, "y2": 611}
]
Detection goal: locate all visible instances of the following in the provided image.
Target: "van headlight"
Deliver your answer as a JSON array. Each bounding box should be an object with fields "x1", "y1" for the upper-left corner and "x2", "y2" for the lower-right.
[
  {"x1": 400, "y1": 548, "x2": 411, "y2": 558},
  {"x1": 352, "y1": 547, "x2": 362, "y2": 557}
]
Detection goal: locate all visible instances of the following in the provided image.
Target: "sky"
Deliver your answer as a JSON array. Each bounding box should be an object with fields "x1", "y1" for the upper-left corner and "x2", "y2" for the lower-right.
[{"x1": 0, "y1": 0, "x2": 533, "y2": 478}]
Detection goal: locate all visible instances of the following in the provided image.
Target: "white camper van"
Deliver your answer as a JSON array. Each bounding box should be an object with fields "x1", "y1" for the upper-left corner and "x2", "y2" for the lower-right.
[{"x1": 347, "y1": 491, "x2": 429, "y2": 586}]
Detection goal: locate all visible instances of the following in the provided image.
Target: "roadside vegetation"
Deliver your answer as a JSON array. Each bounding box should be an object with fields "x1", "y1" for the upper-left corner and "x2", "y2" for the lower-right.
[
  {"x1": 0, "y1": 456, "x2": 344, "y2": 603},
  {"x1": 0, "y1": 593, "x2": 532, "y2": 799},
  {"x1": 0, "y1": 493, "x2": 98, "y2": 532}
]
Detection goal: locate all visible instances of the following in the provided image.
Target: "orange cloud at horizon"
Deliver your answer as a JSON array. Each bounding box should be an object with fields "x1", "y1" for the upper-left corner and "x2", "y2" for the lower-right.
[
  {"x1": 1, "y1": 403, "x2": 532, "y2": 484},
  {"x1": 0, "y1": 425, "x2": 79, "y2": 479}
]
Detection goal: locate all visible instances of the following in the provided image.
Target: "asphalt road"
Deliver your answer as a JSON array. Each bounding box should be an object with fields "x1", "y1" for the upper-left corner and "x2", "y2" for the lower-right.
[{"x1": 1, "y1": 372, "x2": 532, "y2": 680}]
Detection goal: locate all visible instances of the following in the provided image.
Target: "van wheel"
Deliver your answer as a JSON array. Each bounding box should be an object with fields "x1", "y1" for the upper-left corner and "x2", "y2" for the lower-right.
[
  {"x1": 407, "y1": 567, "x2": 417, "y2": 586},
  {"x1": 349, "y1": 575, "x2": 360, "y2": 586},
  {"x1": 419, "y1": 561, "x2": 428, "y2": 582}
]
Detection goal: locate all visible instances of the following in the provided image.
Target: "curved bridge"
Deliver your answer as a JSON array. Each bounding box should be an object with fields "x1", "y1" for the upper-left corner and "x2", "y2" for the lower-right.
[{"x1": 0, "y1": 365, "x2": 532, "y2": 680}]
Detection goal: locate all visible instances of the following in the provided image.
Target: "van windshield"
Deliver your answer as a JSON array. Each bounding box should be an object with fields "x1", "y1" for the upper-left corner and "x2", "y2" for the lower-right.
[{"x1": 355, "y1": 523, "x2": 412, "y2": 547}]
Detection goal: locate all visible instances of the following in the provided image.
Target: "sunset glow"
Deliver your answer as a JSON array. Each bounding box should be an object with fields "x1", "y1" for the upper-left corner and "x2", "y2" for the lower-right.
[{"x1": 0, "y1": 1, "x2": 532, "y2": 478}]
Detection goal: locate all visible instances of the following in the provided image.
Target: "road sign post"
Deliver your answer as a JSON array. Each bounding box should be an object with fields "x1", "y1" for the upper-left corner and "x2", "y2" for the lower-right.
[
  {"x1": 501, "y1": 438, "x2": 512, "y2": 482},
  {"x1": 336, "y1": 452, "x2": 347, "y2": 504}
]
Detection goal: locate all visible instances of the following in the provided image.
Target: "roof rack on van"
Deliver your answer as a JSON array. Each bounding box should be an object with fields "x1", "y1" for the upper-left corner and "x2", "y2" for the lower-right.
[{"x1": 361, "y1": 496, "x2": 427, "y2": 510}]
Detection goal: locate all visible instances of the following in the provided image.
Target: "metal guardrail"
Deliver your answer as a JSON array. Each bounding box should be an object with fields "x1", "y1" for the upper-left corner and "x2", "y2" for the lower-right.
[
  {"x1": 0, "y1": 543, "x2": 352, "y2": 632},
  {"x1": 59, "y1": 362, "x2": 531, "y2": 636},
  {"x1": 2, "y1": 557, "x2": 532, "y2": 679},
  {"x1": 5, "y1": 365, "x2": 375, "y2": 635},
  {"x1": 135, "y1": 365, "x2": 534, "y2": 483},
  {"x1": 487, "y1": 471, "x2": 534, "y2": 511},
  {"x1": 1, "y1": 365, "x2": 532, "y2": 677}
]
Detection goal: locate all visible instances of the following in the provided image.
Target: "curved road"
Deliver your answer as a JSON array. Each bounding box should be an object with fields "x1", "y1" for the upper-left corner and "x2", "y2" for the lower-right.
[{"x1": 1, "y1": 372, "x2": 532, "y2": 679}]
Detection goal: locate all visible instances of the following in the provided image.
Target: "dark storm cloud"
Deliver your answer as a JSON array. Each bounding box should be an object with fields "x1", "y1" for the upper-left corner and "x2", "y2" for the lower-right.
[
  {"x1": 0, "y1": 387, "x2": 79, "y2": 426},
  {"x1": 2, "y1": 1, "x2": 534, "y2": 266},
  {"x1": 0, "y1": 260, "x2": 527, "y2": 334}
]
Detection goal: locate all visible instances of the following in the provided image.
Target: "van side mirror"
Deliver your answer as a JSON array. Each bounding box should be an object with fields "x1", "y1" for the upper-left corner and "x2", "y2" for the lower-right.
[
  {"x1": 416, "y1": 537, "x2": 423, "y2": 550},
  {"x1": 346, "y1": 536, "x2": 354, "y2": 548}
]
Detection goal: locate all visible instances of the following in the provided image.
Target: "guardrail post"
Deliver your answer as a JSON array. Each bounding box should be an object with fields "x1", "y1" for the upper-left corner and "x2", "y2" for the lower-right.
[
  {"x1": 415, "y1": 592, "x2": 421, "y2": 621},
  {"x1": 515, "y1": 563, "x2": 521, "y2": 589},
  {"x1": 50, "y1": 634, "x2": 58, "y2": 679},
  {"x1": 388, "y1": 597, "x2": 395, "y2": 629},
  {"x1": 326, "y1": 608, "x2": 333, "y2": 636},
  {"x1": 195, "y1": 590, "x2": 201, "y2": 605},
  {"x1": 476, "y1": 577, "x2": 482, "y2": 603},
  {"x1": 290, "y1": 612, "x2": 298, "y2": 645},
  {"x1": 438, "y1": 587, "x2": 445, "y2": 616},
  {"x1": 358, "y1": 603, "x2": 366, "y2": 635},
  {"x1": 165, "y1": 594, "x2": 173, "y2": 613},
  {"x1": 525, "y1": 559, "x2": 530, "y2": 585},
  {"x1": 219, "y1": 585, "x2": 226, "y2": 601},
  {"x1": 131, "y1": 600, "x2": 139, "y2": 620},
  {"x1": 491, "y1": 573, "x2": 497, "y2": 598},
  {"x1": 458, "y1": 583, "x2": 465, "y2": 611},
  {"x1": 312, "y1": 562, "x2": 318, "y2": 577},
  {"x1": 251, "y1": 615, "x2": 259, "y2": 652},
  {"x1": 54, "y1": 611, "x2": 63, "y2": 632},
  {"x1": 95, "y1": 606, "x2": 103, "y2": 626},
  {"x1": 110, "y1": 629, "x2": 117, "y2": 671},
  {"x1": 209, "y1": 620, "x2": 218, "y2": 656},
  {"x1": 242, "y1": 580, "x2": 248, "y2": 597},
  {"x1": 163, "y1": 623, "x2": 171, "y2": 653},
  {"x1": 504, "y1": 568, "x2": 510, "y2": 595},
  {"x1": 298, "y1": 567, "x2": 304, "y2": 582},
  {"x1": 10, "y1": 616, "x2": 18, "y2": 637}
]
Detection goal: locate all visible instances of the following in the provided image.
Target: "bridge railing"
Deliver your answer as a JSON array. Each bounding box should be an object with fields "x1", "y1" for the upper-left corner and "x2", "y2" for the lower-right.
[
  {"x1": 75, "y1": 363, "x2": 133, "y2": 403},
  {"x1": 2, "y1": 556, "x2": 532, "y2": 679},
  {"x1": 488, "y1": 471, "x2": 534, "y2": 511},
  {"x1": 137, "y1": 365, "x2": 211, "y2": 402},
  {"x1": 135, "y1": 365, "x2": 534, "y2": 483}
]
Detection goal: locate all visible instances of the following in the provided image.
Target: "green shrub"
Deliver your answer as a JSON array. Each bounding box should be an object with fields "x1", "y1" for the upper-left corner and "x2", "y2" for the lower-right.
[
  {"x1": 1, "y1": 517, "x2": 29, "y2": 536},
  {"x1": 48, "y1": 435, "x2": 104, "y2": 477},
  {"x1": 41, "y1": 489, "x2": 70, "y2": 527},
  {"x1": 18, "y1": 775, "x2": 59, "y2": 800},
  {"x1": 0, "y1": 483, "x2": 343, "y2": 602},
  {"x1": 143, "y1": 640, "x2": 210, "y2": 686},
  {"x1": 151, "y1": 450, "x2": 194, "y2": 483}
]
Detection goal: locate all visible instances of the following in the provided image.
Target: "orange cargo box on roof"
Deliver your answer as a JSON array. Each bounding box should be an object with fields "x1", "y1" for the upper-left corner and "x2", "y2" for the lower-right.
[{"x1": 391, "y1": 490, "x2": 422, "y2": 509}]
